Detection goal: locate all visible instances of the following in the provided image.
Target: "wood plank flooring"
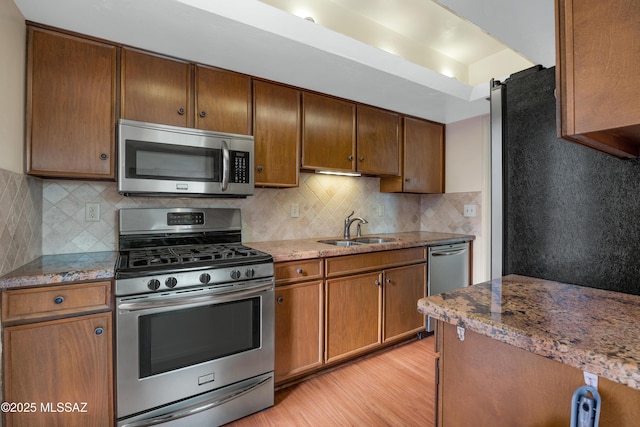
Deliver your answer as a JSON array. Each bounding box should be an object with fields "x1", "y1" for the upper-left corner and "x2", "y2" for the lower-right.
[{"x1": 227, "y1": 336, "x2": 437, "y2": 427}]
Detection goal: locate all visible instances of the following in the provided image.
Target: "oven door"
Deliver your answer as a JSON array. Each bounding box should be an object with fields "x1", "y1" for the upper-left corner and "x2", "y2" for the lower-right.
[{"x1": 115, "y1": 278, "x2": 274, "y2": 419}]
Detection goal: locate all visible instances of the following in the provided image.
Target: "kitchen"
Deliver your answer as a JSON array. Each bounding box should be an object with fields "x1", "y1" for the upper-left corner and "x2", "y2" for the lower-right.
[{"x1": 1, "y1": 0, "x2": 639, "y2": 426}]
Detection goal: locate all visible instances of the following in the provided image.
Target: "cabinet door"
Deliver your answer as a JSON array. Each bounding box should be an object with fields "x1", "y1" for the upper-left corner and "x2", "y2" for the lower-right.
[
  {"x1": 26, "y1": 28, "x2": 116, "y2": 179},
  {"x1": 404, "y1": 117, "x2": 445, "y2": 193},
  {"x1": 383, "y1": 263, "x2": 426, "y2": 343},
  {"x1": 356, "y1": 105, "x2": 400, "y2": 176},
  {"x1": 121, "y1": 48, "x2": 191, "y2": 127},
  {"x1": 325, "y1": 272, "x2": 381, "y2": 363},
  {"x1": 274, "y1": 281, "x2": 323, "y2": 383},
  {"x1": 302, "y1": 92, "x2": 356, "y2": 172},
  {"x1": 253, "y1": 81, "x2": 300, "y2": 187},
  {"x1": 3, "y1": 313, "x2": 113, "y2": 427},
  {"x1": 556, "y1": 0, "x2": 640, "y2": 158},
  {"x1": 195, "y1": 66, "x2": 252, "y2": 134}
]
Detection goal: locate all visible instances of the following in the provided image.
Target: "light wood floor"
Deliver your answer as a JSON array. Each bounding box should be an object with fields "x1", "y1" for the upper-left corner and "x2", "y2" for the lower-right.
[{"x1": 227, "y1": 336, "x2": 437, "y2": 427}]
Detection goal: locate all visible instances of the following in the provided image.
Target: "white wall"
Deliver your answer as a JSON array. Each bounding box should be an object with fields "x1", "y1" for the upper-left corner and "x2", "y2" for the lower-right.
[
  {"x1": 0, "y1": 0, "x2": 25, "y2": 174},
  {"x1": 445, "y1": 114, "x2": 491, "y2": 283}
]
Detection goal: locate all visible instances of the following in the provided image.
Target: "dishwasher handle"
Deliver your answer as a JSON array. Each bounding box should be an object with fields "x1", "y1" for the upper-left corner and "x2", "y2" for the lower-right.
[{"x1": 431, "y1": 248, "x2": 467, "y2": 257}]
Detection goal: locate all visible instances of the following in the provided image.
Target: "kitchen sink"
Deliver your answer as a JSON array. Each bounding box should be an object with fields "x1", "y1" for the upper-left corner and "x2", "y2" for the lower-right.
[
  {"x1": 318, "y1": 237, "x2": 397, "y2": 246},
  {"x1": 317, "y1": 239, "x2": 362, "y2": 246},
  {"x1": 352, "y1": 237, "x2": 397, "y2": 244}
]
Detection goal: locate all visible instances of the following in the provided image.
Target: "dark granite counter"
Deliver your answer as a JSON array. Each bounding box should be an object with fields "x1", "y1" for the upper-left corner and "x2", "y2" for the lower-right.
[
  {"x1": 247, "y1": 231, "x2": 474, "y2": 263},
  {"x1": 0, "y1": 251, "x2": 117, "y2": 290},
  {"x1": 417, "y1": 274, "x2": 640, "y2": 391}
]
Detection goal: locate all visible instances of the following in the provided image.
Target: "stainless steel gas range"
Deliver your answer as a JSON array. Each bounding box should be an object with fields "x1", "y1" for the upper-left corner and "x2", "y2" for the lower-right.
[{"x1": 114, "y1": 207, "x2": 274, "y2": 427}]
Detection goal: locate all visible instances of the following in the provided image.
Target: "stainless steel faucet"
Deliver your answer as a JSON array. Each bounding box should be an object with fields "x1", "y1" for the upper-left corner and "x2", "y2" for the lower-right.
[{"x1": 343, "y1": 211, "x2": 368, "y2": 239}]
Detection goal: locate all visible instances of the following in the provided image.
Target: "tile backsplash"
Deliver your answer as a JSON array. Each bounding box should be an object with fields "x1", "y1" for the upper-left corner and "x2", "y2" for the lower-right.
[
  {"x1": 41, "y1": 172, "x2": 481, "y2": 255},
  {"x1": 0, "y1": 169, "x2": 42, "y2": 276}
]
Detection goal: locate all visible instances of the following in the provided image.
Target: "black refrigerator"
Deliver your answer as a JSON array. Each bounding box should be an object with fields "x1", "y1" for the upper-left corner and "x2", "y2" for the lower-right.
[{"x1": 490, "y1": 65, "x2": 640, "y2": 295}]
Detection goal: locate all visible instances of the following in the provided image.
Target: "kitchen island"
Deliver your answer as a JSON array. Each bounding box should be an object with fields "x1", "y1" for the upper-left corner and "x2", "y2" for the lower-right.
[{"x1": 418, "y1": 274, "x2": 640, "y2": 426}]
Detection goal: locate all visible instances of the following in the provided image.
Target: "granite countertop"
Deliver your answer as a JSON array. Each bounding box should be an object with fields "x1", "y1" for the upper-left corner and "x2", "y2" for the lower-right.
[
  {"x1": 418, "y1": 274, "x2": 640, "y2": 391},
  {"x1": 0, "y1": 251, "x2": 118, "y2": 290},
  {"x1": 0, "y1": 231, "x2": 474, "y2": 290},
  {"x1": 246, "y1": 231, "x2": 474, "y2": 263}
]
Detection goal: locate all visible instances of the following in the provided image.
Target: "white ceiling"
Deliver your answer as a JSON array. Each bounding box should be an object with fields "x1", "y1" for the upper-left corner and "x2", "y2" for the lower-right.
[{"x1": 12, "y1": 0, "x2": 555, "y2": 124}]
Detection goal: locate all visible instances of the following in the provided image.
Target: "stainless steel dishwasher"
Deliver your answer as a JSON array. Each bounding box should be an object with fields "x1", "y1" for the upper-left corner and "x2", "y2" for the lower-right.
[{"x1": 426, "y1": 242, "x2": 469, "y2": 332}]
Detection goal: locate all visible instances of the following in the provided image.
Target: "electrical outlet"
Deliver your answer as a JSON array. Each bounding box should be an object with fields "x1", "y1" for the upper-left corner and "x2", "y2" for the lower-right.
[
  {"x1": 463, "y1": 204, "x2": 477, "y2": 218},
  {"x1": 85, "y1": 202, "x2": 100, "y2": 222},
  {"x1": 290, "y1": 203, "x2": 299, "y2": 218}
]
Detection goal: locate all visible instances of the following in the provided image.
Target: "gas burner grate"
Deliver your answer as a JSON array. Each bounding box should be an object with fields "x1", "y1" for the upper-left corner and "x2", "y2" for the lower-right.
[{"x1": 122, "y1": 244, "x2": 264, "y2": 269}]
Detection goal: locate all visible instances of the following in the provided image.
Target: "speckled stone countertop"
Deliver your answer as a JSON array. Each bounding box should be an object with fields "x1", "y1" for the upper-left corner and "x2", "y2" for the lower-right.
[
  {"x1": 418, "y1": 274, "x2": 640, "y2": 391},
  {"x1": 0, "y1": 251, "x2": 117, "y2": 290},
  {"x1": 246, "y1": 231, "x2": 474, "y2": 263}
]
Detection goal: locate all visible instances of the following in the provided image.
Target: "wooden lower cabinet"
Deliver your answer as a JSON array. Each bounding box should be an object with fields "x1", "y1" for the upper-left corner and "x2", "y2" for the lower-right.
[
  {"x1": 274, "y1": 281, "x2": 324, "y2": 382},
  {"x1": 437, "y1": 321, "x2": 640, "y2": 426},
  {"x1": 325, "y1": 271, "x2": 382, "y2": 363},
  {"x1": 383, "y1": 263, "x2": 426, "y2": 342},
  {"x1": 3, "y1": 312, "x2": 113, "y2": 427}
]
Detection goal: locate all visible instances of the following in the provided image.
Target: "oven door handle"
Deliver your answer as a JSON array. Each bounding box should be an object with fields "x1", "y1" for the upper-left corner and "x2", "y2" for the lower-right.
[
  {"x1": 118, "y1": 283, "x2": 273, "y2": 312},
  {"x1": 119, "y1": 376, "x2": 272, "y2": 427}
]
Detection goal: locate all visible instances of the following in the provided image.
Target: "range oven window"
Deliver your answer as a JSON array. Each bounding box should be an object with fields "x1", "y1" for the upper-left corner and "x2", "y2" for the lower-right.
[
  {"x1": 125, "y1": 139, "x2": 221, "y2": 181},
  {"x1": 138, "y1": 297, "x2": 261, "y2": 378}
]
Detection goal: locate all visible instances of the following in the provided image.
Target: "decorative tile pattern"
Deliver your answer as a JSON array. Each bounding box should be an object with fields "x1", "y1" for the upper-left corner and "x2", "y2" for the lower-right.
[
  {"x1": 39, "y1": 173, "x2": 481, "y2": 255},
  {"x1": 0, "y1": 169, "x2": 42, "y2": 276}
]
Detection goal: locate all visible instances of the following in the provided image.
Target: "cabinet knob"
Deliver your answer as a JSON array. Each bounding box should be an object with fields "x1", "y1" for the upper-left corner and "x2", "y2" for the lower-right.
[
  {"x1": 95, "y1": 327, "x2": 104, "y2": 335},
  {"x1": 386, "y1": 278, "x2": 392, "y2": 284},
  {"x1": 296, "y1": 268, "x2": 303, "y2": 274},
  {"x1": 257, "y1": 166, "x2": 264, "y2": 173},
  {"x1": 177, "y1": 107, "x2": 185, "y2": 115},
  {"x1": 359, "y1": 156, "x2": 364, "y2": 161},
  {"x1": 54, "y1": 296, "x2": 64, "y2": 304},
  {"x1": 277, "y1": 296, "x2": 284, "y2": 304},
  {"x1": 374, "y1": 280, "x2": 381, "y2": 286},
  {"x1": 405, "y1": 178, "x2": 410, "y2": 183},
  {"x1": 99, "y1": 153, "x2": 108, "y2": 160},
  {"x1": 348, "y1": 155, "x2": 354, "y2": 161},
  {"x1": 199, "y1": 111, "x2": 207, "y2": 117}
]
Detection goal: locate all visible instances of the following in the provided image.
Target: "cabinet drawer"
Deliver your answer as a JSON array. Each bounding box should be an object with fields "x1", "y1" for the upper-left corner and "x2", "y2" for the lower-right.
[
  {"x1": 275, "y1": 259, "x2": 323, "y2": 284},
  {"x1": 2, "y1": 281, "x2": 111, "y2": 324},
  {"x1": 325, "y1": 247, "x2": 426, "y2": 277}
]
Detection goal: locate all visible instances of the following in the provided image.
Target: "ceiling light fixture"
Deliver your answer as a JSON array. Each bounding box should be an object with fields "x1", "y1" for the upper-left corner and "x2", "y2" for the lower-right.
[{"x1": 304, "y1": 16, "x2": 315, "y2": 23}]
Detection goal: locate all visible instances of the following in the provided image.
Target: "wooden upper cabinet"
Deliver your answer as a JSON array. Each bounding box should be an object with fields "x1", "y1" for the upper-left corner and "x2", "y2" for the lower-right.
[
  {"x1": 26, "y1": 27, "x2": 117, "y2": 179},
  {"x1": 195, "y1": 65, "x2": 251, "y2": 134},
  {"x1": 380, "y1": 117, "x2": 445, "y2": 194},
  {"x1": 253, "y1": 80, "x2": 300, "y2": 187},
  {"x1": 121, "y1": 48, "x2": 191, "y2": 127},
  {"x1": 302, "y1": 92, "x2": 356, "y2": 172},
  {"x1": 556, "y1": 0, "x2": 640, "y2": 158},
  {"x1": 356, "y1": 105, "x2": 400, "y2": 176}
]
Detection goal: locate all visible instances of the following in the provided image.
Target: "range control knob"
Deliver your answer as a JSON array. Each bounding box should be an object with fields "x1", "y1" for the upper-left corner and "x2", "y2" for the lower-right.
[
  {"x1": 147, "y1": 279, "x2": 161, "y2": 291},
  {"x1": 245, "y1": 268, "x2": 255, "y2": 278},
  {"x1": 230, "y1": 270, "x2": 242, "y2": 280},
  {"x1": 165, "y1": 277, "x2": 178, "y2": 288},
  {"x1": 199, "y1": 273, "x2": 211, "y2": 284}
]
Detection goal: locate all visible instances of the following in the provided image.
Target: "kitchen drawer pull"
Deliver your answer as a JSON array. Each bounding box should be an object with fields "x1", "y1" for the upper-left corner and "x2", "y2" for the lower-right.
[
  {"x1": 199, "y1": 110, "x2": 207, "y2": 117},
  {"x1": 348, "y1": 155, "x2": 354, "y2": 161},
  {"x1": 257, "y1": 165, "x2": 264, "y2": 173},
  {"x1": 359, "y1": 156, "x2": 364, "y2": 161},
  {"x1": 95, "y1": 327, "x2": 104, "y2": 335},
  {"x1": 177, "y1": 107, "x2": 185, "y2": 115},
  {"x1": 277, "y1": 296, "x2": 284, "y2": 304},
  {"x1": 53, "y1": 296, "x2": 64, "y2": 304},
  {"x1": 296, "y1": 268, "x2": 303, "y2": 274},
  {"x1": 99, "y1": 153, "x2": 108, "y2": 160},
  {"x1": 374, "y1": 280, "x2": 381, "y2": 286}
]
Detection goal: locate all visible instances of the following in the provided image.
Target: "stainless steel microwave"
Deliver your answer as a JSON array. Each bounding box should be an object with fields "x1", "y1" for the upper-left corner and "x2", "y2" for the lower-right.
[{"x1": 117, "y1": 119, "x2": 254, "y2": 197}]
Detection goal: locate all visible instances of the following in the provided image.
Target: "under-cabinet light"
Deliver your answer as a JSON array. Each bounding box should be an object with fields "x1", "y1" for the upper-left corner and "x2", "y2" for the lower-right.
[{"x1": 315, "y1": 170, "x2": 361, "y2": 177}]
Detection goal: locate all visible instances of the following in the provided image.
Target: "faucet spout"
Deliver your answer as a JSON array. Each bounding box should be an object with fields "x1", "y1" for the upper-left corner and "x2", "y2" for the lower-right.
[{"x1": 343, "y1": 211, "x2": 368, "y2": 239}]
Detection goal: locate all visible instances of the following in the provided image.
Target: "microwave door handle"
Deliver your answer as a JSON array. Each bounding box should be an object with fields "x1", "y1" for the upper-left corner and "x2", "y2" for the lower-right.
[{"x1": 221, "y1": 139, "x2": 230, "y2": 192}]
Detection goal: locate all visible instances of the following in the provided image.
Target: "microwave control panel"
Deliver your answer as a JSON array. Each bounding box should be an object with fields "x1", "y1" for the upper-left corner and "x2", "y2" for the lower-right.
[{"x1": 230, "y1": 151, "x2": 250, "y2": 183}]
